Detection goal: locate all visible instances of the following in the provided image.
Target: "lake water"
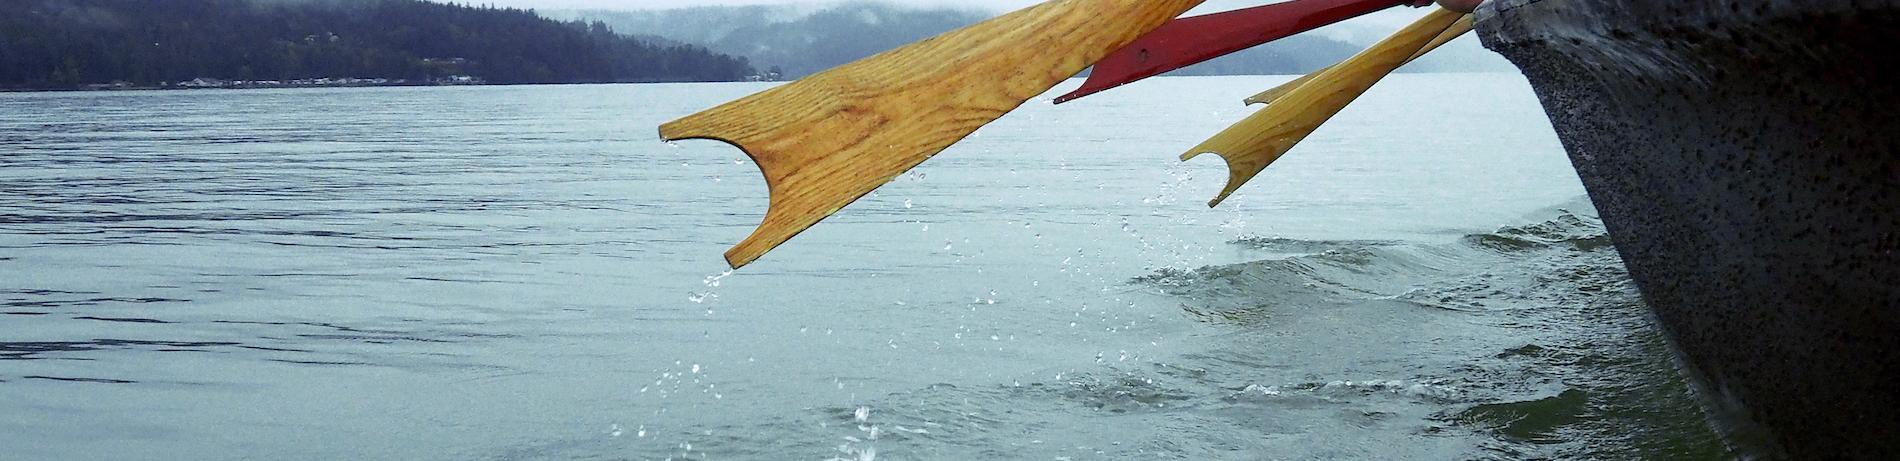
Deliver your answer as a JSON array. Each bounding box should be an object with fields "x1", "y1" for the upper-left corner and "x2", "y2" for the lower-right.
[{"x1": 1, "y1": 75, "x2": 1734, "y2": 460}]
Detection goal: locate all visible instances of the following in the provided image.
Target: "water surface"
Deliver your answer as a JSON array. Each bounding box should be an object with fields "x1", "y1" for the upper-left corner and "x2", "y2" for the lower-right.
[{"x1": 0, "y1": 75, "x2": 1732, "y2": 460}]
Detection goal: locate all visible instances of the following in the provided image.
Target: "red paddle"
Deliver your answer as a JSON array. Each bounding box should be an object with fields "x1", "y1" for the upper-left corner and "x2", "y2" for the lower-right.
[{"x1": 1053, "y1": 0, "x2": 1426, "y2": 104}]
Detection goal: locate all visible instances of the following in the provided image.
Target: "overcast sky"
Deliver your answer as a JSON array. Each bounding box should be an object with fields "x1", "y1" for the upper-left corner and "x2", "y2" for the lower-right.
[
  {"x1": 464, "y1": 0, "x2": 1428, "y2": 23},
  {"x1": 470, "y1": 0, "x2": 1035, "y2": 10},
  {"x1": 457, "y1": 0, "x2": 1429, "y2": 31}
]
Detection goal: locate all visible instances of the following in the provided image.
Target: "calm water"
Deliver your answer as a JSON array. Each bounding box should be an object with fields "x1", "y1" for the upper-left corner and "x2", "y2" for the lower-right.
[{"x1": 1, "y1": 75, "x2": 1733, "y2": 460}]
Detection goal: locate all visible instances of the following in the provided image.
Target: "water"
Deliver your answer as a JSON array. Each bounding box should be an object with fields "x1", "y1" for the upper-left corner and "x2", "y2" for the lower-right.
[{"x1": 1, "y1": 75, "x2": 1734, "y2": 460}]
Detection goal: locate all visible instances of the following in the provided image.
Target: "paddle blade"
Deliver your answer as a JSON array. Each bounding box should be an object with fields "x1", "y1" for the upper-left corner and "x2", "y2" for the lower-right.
[
  {"x1": 1244, "y1": 13, "x2": 1473, "y2": 106},
  {"x1": 1182, "y1": 8, "x2": 1465, "y2": 207},
  {"x1": 660, "y1": 0, "x2": 1203, "y2": 269},
  {"x1": 1054, "y1": 0, "x2": 1411, "y2": 104}
]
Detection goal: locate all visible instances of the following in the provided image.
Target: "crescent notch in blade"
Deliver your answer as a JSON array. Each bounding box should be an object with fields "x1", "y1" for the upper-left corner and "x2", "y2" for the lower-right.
[
  {"x1": 1181, "y1": 8, "x2": 1466, "y2": 208},
  {"x1": 659, "y1": 0, "x2": 1204, "y2": 269},
  {"x1": 1052, "y1": 0, "x2": 1418, "y2": 104}
]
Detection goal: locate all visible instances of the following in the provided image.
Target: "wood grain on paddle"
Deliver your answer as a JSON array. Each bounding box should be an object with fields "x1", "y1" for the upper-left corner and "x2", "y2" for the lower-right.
[
  {"x1": 1244, "y1": 13, "x2": 1472, "y2": 106},
  {"x1": 661, "y1": 0, "x2": 1203, "y2": 269},
  {"x1": 1183, "y1": 7, "x2": 1463, "y2": 207}
]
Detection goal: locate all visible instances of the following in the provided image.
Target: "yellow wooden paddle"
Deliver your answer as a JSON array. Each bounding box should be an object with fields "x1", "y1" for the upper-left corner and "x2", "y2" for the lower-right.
[
  {"x1": 1182, "y1": 7, "x2": 1465, "y2": 207},
  {"x1": 1245, "y1": 13, "x2": 1473, "y2": 106},
  {"x1": 661, "y1": 0, "x2": 1203, "y2": 269}
]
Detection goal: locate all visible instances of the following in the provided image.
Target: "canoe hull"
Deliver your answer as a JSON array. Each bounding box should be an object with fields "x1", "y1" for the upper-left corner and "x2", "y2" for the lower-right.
[{"x1": 1477, "y1": 0, "x2": 1900, "y2": 457}]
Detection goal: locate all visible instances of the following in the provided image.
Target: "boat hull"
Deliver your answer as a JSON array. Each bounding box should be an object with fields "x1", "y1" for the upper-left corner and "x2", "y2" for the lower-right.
[{"x1": 1476, "y1": 0, "x2": 1899, "y2": 457}]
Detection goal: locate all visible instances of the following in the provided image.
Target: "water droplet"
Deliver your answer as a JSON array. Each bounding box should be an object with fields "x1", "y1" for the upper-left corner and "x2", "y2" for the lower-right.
[
  {"x1": 854, "y1": 406, "x2": 871, "y2": 422},
  {"x1": 610, "y1": 424, "x2": 623, "y2": 437},
  {"x1": 691, "y1": 364, "x2": 701, "y2": 374},
  {"x1": 703, "y1": 270, "x2": 733, "y2": 287},
  {"x1": 902, "y1": 199, "x2": 912, "y2": 209}
]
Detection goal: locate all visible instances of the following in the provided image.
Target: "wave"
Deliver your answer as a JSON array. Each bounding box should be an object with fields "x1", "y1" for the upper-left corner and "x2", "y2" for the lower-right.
[
  {"x1": 1124, "y1": 198, "x2": 1736, "y2": 459},
  {"x1": 1134, "y1": 202, "x2": 1617, "y2": 321}
]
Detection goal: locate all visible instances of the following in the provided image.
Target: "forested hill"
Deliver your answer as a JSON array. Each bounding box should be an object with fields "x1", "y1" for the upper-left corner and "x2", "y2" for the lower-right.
[{"x1": 0, "y1": 0, "x2": 756, "y2": 90}]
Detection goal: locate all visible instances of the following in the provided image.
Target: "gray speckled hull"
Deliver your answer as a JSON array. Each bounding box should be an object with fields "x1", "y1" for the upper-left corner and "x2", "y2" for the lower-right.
[{"x1": 1475, "y1": 0, "x2": 1899, "y2": 457}]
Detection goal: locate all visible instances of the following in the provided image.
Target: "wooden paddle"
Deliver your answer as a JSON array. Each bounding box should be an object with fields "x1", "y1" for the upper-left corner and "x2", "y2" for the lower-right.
[
  {"x1": 1181, "y1": 7, "x2": 1465, "y2": 207},
  {"x1": 661, "y1": 0, "x2": 1203, "y2": 269},
  {"x1": 1245, "y1": 13, "x2": 1473, "y2": 106}
]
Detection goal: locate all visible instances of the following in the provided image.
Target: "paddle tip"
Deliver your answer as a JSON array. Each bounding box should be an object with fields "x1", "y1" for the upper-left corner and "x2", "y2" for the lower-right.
[
  {"x1": 1053, "y1": 79, "x2": 1128, "y2": 105},
  {"x1": 723, "y1": 250, "x2": 755, "y2": 270},
  {"x1": 1206, "y1": 187, "x2": 1239, "y2": 208},
  {"x1": 657, "y1": 117, "x2": 686, "y2": 141},
  {"x1": 1052, "y1": 88, "x2": 1097, "y2": 105}
]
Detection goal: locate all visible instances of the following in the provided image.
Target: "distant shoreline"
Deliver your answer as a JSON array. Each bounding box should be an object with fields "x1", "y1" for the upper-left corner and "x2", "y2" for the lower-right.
[
  {"x1": 0, "y1": 79, "x2": 750, "y2": 93},
  {"x1": 0, "y1": 72, "x2": 1523, "y2": 94}
]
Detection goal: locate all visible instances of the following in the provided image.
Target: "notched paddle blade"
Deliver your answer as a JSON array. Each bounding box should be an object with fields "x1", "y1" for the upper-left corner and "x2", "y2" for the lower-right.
[
  {"x1": 660, "y1": 0, "x2": 1203, "y2": 269},
  {"x1": 1244, "y1": 14, "x2": 1473, "y2": 106},
  {"x1": 1182, "y1": 8, "x2": 1465, "y2": 207},
  {"x1": 1054, "y1": 0, "x2": 1407, "y2": 104}
]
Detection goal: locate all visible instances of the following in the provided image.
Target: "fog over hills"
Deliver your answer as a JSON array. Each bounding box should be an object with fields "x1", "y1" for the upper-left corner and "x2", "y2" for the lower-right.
[
  {"x1": 547, "y1": 1, "x2": 1512, "y2": 79},
  {"x1": 544, "y1": 3, "x2": 983, "y2": 78}
]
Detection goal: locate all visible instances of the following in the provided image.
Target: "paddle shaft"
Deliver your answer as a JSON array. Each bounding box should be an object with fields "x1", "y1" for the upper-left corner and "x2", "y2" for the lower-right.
[
  {"x1": 1182, "y1": 8, "x2": 1466, "y2": 207},
  {"x1": 1246, "y1": 13, "x2": 1473, "y2": 106}
]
